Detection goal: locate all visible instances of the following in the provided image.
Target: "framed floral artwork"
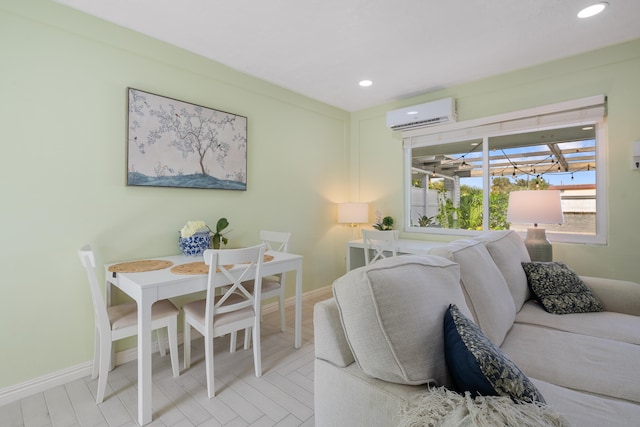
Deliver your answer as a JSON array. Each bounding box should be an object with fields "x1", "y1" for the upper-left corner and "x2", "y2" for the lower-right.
[{"x1": 126, "y1": 88, "x2": 247, "y2": 190}]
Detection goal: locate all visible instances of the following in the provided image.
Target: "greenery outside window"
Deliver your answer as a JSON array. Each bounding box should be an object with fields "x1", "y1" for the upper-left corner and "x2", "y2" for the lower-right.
[{"x1": 403, "y1": 96, "x2": 606, "y2": 244}]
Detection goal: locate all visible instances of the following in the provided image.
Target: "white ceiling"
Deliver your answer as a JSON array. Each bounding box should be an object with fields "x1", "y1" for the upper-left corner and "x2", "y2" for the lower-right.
[{"x1": 55, "y1": 0, "x2": 640, "y2": 112}]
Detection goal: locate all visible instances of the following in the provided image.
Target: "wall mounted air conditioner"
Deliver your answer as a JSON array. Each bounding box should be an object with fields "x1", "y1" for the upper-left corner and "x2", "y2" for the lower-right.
[{"x1": 386, "y1": 98, "x2": 457, "y2": 131}]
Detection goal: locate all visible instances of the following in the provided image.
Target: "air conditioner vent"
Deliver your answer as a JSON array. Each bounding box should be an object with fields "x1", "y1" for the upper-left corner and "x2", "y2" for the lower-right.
[
  {"x1": 387, "y1": 98, "x2": 457, "y2": 131},
  {"x1": 390, "y1": 116, "x2": 447, "y2": 130}
]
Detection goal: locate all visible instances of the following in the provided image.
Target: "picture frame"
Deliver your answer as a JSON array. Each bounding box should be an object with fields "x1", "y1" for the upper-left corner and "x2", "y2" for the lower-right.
[{"x1": 126, "y1": 88, "x2": 247, "y2": 190}]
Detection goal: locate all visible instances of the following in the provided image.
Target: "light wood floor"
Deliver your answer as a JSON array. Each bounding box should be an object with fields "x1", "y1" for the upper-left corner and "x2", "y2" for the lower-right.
[{"x1": 0, "y1": 287, "x2": 333, "y2": 427}]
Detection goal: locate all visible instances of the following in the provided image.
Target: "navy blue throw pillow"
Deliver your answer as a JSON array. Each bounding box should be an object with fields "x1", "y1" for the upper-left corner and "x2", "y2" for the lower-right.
[{"x1": 443, "y1": 304, "x2": 545, "y2": 404}]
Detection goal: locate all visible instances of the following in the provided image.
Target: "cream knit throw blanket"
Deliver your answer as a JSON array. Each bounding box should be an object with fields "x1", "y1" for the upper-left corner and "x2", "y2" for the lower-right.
[{"x1": 398, "y1": 387, "x2": 571, "y2": 427}]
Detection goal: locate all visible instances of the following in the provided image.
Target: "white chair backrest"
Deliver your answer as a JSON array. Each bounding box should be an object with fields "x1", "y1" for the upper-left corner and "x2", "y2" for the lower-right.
[
  {"x1": 259, "y1": 230, "x2": 291, "y2": 253},
  {"x1": 362, "y1": 230, "x2": 399, "y2": 265},
  {"x1": 78, "y1": 245, "x2": 110, "y2": 332},
  {"x1": 203, "y1": 244, "x2": 266, "y2": 322}
]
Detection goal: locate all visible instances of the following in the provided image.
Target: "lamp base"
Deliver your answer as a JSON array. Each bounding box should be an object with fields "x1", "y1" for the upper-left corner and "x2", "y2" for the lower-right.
[
  {"x1": 346, "y1": 224, "x2": 360, "y2": 240},
  {"x1": 524, "y1": 228, "x2": 553, "y2": 262}
]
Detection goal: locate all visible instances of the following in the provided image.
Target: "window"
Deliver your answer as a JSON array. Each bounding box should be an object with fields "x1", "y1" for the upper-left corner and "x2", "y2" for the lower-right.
[{"x1": 404, "y1": 96, "x2": 606, "y2": 244}]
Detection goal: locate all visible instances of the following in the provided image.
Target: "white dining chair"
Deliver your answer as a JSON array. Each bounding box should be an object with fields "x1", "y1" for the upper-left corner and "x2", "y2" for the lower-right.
[
  {"x1": 182, "y1": 244, "x2": 266, "y2": 398},
  {"x1": 228, "y1": 230, "x2": 291, "y2": 351},
  {"x1": 258, "y1": 230, "x2": 291, "y2": 331},
  {"x1": 78, "y1": 245, "x2": 180, "y2": 404},
  {"x1": 362, "y1": 229, "x2": 400, "y2": 265}
]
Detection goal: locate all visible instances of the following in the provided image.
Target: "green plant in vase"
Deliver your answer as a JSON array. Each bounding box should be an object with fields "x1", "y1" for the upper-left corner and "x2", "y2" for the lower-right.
[
  {"x1": 373, "y1": 216, "x2": 394, "y2": 230},
  {"x1": 209, "y1": 217, "x2": 230, "y2": 249}
]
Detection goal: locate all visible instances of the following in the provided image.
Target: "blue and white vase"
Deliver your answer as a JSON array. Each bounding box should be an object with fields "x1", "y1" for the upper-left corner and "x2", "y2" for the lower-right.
[{"x1": 178, "y1": 230, "x2": 211, "y2": 256}]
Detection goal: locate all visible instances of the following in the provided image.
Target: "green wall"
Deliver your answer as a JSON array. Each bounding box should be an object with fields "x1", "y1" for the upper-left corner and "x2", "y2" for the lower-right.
[
  {"x1": 2, "y1": 0, "x2": 640, "y2": 393},
  {"x1": 0, "y1": 0, "x2": 351, "y2": 389},
  {"x1": 351, "y1": 38, "x2": 640, "y2": 282}
]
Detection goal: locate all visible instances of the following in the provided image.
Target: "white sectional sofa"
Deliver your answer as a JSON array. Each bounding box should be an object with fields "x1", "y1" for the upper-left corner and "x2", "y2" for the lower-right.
[{"x1": 314, "y1": 230, "x2": 640, "y2": 426}]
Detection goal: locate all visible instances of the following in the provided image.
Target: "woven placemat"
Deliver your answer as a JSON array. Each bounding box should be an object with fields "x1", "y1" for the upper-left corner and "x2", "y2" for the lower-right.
[
  {"x1": 170, "y1": 262, "x2": 233, "y2": 275},
  {"x1": 171, "y1": 255, "x2": 274, "y2": 275},
  {"x1": 108, "y1": 260, "x2": 174, "y2": 273},
  {"x1": 240, "y1": 254, "x2": 275, "y2": 264}
]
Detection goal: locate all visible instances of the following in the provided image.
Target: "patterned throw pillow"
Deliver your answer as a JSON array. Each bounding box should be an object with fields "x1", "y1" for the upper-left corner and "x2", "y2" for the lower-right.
[
  {"x1": 443, "y1": 304, "x2": 546, "y2": 404},
  {"x1": 521, "y1": 261, "x2": 604, "y2": 315}
]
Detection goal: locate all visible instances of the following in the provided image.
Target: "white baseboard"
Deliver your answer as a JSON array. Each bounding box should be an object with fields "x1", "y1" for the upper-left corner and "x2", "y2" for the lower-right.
[
  {"x1": 0, "y1": 285, "x2": 332, "y2": 407},
  {"x1": 0, "y1": 362, "x2": 93, "y2": 407}
]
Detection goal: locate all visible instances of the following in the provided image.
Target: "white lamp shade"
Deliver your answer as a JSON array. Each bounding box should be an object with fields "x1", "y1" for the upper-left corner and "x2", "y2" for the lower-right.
[
  {"x1": 507, "y1": 190, "x2": 564, "y2": 225},
  {"x1": 338, "y1": 202, "x2": 369, "y2": 224}
]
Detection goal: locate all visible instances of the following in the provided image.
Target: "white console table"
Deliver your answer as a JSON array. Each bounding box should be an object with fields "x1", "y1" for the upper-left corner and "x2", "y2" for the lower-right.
[{"x1": 346, "y1": 238, "x2": 447, "y2": 271}]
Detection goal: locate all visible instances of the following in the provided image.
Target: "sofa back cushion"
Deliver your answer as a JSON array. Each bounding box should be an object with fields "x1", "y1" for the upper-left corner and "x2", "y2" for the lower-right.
[
  {"x1": 430, "y1": 239, "x2": 516, "y2": 346},
  {"x1": 333, "y1": 255, "x2": 472, "y2": 387},
  {"x1": 476, "y1": 230, "x2": 531, "y2": 311}
]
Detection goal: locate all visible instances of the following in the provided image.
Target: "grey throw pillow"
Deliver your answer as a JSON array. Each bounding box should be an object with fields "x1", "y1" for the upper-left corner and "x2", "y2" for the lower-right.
[{"x1": 521, "y1": 261, "x2": 604, "y2": 314}]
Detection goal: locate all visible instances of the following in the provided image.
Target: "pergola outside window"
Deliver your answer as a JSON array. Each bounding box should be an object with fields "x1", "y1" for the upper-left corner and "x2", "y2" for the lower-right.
[{"x1": 403, "y1": 96, "x2": 606, "y2": 244}]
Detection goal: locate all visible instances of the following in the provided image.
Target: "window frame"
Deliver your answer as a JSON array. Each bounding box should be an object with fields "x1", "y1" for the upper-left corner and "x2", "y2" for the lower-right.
[{"x1": 403, "y1": 96, "x2": 607, "y2": 245}]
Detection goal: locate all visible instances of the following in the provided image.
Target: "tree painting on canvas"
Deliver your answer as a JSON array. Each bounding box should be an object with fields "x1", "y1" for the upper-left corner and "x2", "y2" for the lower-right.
[{"x1": 126, "y1": 88, "x2": 247, "y2": 190}]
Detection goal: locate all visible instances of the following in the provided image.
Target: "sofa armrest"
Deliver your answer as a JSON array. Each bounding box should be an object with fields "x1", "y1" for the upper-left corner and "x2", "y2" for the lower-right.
[
  {"x1": 314, "y1": 298, "x2": 355, "y2": 367},
  {"x1": 580, "y1": 276, "x2": 640, "y2": 316}
]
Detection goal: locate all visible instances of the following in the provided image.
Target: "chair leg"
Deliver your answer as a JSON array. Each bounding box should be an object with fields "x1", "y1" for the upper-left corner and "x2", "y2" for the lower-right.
[
  {"x1": 91, "y1": 329, "x2": 100, "y2": 379},
  {"x1": 278, "y1": 293, "x2": 286, "y2": 332},
  {"x1": 183, "y1": 320, "x2": 192, "y2": 370},
  {"x1": 156, "y1": 328, "x2": 167, "y2": 357},
  {"x1": 252, "y1": 318, "x2": 262, "y2": 377},
  {"x1": 244, "y1": 327, "x2": 251, "y2": 350},
  {"x1": 109, "y1": 340, "x2": 115, "y2": 372},
  {"x1": 96, "y1": 336, "x2": 111, "y2": 404},
  {"x1": 204, "y1": 331, "x2": 216, "y2": 398},
  {"x1": 167, "y1": 319, "x2": 179, "y2": 378},
  {"x1": 230, "y1": 331, "x2": 237, "y2": 353}
]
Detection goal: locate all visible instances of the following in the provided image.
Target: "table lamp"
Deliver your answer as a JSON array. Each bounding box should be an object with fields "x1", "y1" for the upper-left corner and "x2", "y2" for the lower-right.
[
  {"x1": 338, "y1": 202, "x2": 369, "y2": 239},
  {"x1": 506, "y1": 190, "x2": 564, "y2": 262}
]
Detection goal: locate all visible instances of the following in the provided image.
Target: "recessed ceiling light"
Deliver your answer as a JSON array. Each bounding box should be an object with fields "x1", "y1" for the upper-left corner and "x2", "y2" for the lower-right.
[
  {"x1": 582, "y1": 126, "x2": 595, "y2": 130},
  {"x1": 358, "y1": 80, "x2": 373, "y2": 87},
  {"x1": 407, "y1": 111, "x2": 419, "y2": 115},
  {"x1": 578, "y1": 2, "x2": 608, "y2": 18}
]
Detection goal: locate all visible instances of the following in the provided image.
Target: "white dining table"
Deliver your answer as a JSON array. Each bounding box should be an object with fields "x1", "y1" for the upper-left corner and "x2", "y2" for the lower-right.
[{"x1": 104, "y1": 250, "x2": 303, "y2": 426}]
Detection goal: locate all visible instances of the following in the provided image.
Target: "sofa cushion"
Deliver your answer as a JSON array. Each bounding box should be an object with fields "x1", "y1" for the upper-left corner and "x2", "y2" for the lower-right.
[
  {"x1": 516, "y1": 300, "x2": 640, "y2": 345},
  {"x1": 501, "y1": 323, "x2": 640, "y2": 404},
  {"x1": 476, "y1": 230, "x2": 531, "y2": 311},
  {"x1": 431, "y1": 239, "x2": 516, "y2": 346},
  {"x1": 531, "y1": 378, "x2": 640, "y2": 427},
  {"x1": 521, "y1": 262, "x2": 604, "y2": 314},
  {"x1": 444, "y1": 304, "x2": 545, "y2": 404},
  {"x1": 333, "y1": 255, "x2": 472, "y2": 387}
]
